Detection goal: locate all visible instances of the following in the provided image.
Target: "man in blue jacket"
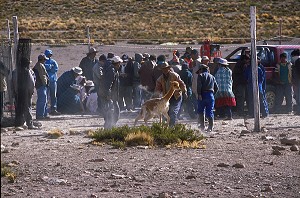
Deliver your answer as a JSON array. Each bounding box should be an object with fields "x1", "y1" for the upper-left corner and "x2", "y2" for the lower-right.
[
  {"x1": 197, "y1": 64, "x2": 219, "y2": 132},
  {"x1": 44, "y1": 49, "x2": 60, "y2": 115}
]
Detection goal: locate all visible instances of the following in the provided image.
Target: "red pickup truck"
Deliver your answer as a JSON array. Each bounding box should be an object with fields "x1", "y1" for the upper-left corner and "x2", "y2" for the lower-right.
[{"x1": 224, "y1": 45, "x2": 300, "y2": 112}]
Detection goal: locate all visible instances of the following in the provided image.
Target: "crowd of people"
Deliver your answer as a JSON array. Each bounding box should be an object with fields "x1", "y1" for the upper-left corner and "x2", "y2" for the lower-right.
[{"x1": 0, "y1": 46, "x2": 300, "y2": 132}]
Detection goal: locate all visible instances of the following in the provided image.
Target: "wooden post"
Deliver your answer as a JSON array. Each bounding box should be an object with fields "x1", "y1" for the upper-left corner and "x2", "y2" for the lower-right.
[
  {"x1": 13, "y1": 16, "x2": 19, "y2": 71},
  {"x1": 86, "y1": 26, "x2": 91, "y2": 51},
  {"x1": 7, "y1": 19, "x2": 14, "y2": 116},
  {"x1": 250, "y1": 6, "x2": 260, "y2": 132},
  {"x1": 279, "y1": 18, "x2": 282, "y2": 45}
]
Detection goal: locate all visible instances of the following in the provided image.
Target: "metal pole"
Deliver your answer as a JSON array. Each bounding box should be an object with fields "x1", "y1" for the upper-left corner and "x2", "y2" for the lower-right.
[{"x1": 250, "y1": 6, "x2": 260, "y2": 132}]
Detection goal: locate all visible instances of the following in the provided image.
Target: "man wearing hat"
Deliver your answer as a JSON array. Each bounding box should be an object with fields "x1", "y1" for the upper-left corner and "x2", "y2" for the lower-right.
[
  {"x1": 93, "y1": 54, "x2": 107, "y2": 114},
  {"x1": 197, "y1": 64, "x2": 218, "y2": 132},
  {"x1": 154, "y1": 62, "x2": 187, "y2": 126},
  {"x1": 33, "y1": 54, "x2": 50, "y2": 120},
  {"x1": 118, "y1": 54, "x2": 134, "y2": 112},
  {"x1": 190, "y1": 49, "x2": 203, "y2": 118},
  {"x1": 79, "y1": 47, "x2": 99, "y2": 81},
  {"x1": 232, "y1": 48, "x2": 250, "y2": 116},
  {"x1": 139, "y1": 55, "x2": 157, "y2": 102},
  {"x1": 12, "y1": 57, "x2": 38, "y2": 129},
  {"x1": 102, "y1": 56, "x2": 123, "y2": 129},
  {"x1": 132, "y1": 53, "x2": 144, "y2": 109},
  {"x1": 44, "y1": 49, "x2": 60, "y2": 115}
]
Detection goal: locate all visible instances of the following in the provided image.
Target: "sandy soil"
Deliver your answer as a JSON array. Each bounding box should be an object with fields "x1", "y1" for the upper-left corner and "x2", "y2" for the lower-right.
[{"x1": 1, "y1": 44, "x2": 300, "y2": 198}]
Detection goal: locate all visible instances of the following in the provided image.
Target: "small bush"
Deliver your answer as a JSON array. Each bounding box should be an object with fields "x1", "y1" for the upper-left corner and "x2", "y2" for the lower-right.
[{"x1": 90, "y1": 123, "x2": 204, "y2": 148}]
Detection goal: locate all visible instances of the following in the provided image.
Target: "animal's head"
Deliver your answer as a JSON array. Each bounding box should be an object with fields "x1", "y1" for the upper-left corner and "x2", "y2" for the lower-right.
[{"x1": 170, "y1": 81, "x2": 180, "y2": 90}]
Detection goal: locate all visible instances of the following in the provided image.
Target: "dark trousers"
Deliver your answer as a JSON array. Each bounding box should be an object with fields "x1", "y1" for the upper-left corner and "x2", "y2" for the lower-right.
[
  {"x1": 217, "y1": 106, "x2": 232, "y2": 119},
  {"x1": 0, "y1": 91, "x2": 4, "y2": 122},
  {"x1": 102, "y1": 98, "x2": 120, "y2": 129},
  {"x1": 234, "y1": 84, "x2": 247, "y2": 115},
  {"x1": 296, "y1": 82, "x2": 300, "y2": 114},
  {"x1": 118, "y1": 85, "x2": 133, "y2": 111},
  {"x1": 275, "y1": 83, "x2": 293, "y2": 113},
  {"x1": 15, "y1": 94, "x2": 33, "y2": 127},
  {"x1": 132, "y1": 83, "x2": 141, "y2": 108},
  {"x1": 178, "y1": 96, "x2": 196, "y2": 119}
]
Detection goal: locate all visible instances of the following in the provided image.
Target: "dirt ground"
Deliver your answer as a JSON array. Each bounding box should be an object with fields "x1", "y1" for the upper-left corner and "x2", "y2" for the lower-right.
[{"x1": 1, "y1": 44, "x2": 300, "y2": 198}]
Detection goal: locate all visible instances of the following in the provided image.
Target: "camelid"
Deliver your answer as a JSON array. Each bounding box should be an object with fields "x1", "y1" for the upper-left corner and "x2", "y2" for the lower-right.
[{"x1": 134, "y1": 81, "x2": 181, "y2": 126}]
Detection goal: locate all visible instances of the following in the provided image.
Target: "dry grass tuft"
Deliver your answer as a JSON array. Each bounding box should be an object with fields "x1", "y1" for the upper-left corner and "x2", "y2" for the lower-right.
[
  {"x1": 125, "y1": 131, "x2": 154, "y2": 147},
  {"x1": 46, "y1": 129, "x2": 63, "y2": 139},
  {"x1": 1, "y1": 163, "x2": 17, "y2": 183}
]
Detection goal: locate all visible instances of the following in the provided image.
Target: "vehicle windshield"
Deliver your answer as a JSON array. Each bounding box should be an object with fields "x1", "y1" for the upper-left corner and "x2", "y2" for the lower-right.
[{"x1": 226, "y1": 47, "x2": 276, "y2": 66}]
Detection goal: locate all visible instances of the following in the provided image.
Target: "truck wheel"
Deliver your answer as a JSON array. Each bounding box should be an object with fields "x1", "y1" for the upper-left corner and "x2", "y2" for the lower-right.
[{"x1": 266, "y1": 85, "x2": 276, "y2": 112}]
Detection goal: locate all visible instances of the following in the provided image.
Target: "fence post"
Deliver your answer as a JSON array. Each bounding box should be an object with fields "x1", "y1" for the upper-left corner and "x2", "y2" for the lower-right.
[
  {"x1": 12, "y1": 16, "x2": 19, "y2": 71},
  {"x1": 250, "y1": 6, "x2": 260, "y2": 132},
  {"x1": 7, "y1": 19, "x2": 14, "y2": 116},
  {"x1": 86, "y1": 26, "x2": 91, "y2": 51}
]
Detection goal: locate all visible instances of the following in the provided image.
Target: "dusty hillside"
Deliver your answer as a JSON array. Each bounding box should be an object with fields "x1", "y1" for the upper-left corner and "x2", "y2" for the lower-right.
[{"x1": 1, "y1": 0, "x2": 299, "y2": 43}]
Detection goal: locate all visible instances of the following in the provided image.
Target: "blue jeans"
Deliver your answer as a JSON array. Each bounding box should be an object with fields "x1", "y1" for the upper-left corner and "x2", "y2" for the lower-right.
[
  {"x1": 36, "y1": 86, "x2": 48, "y2": 118},
  {"x1": 48, "y1": 81, "x2": 57, "y2": 112},
  {"x1": 168, "y1": 96, "x2": 182, "y2": 126},
  {"x1": 197, "y1": 92, "x2": 215, "y2": 119}
]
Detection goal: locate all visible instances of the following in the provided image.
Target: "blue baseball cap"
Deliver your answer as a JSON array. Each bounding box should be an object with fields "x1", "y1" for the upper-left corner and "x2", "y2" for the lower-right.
[{"x1": 45, "y1": 49, "x2": 53, "y2": 56}]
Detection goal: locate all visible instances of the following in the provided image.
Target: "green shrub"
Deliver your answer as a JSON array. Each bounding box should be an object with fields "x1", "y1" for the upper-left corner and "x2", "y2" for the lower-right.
[{"x1": 90, "y1": 123, "x2": 204, "y2": 148}]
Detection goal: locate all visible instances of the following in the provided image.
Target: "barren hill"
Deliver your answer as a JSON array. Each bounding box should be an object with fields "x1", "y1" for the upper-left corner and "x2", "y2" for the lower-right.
[{"x1": 0, "y1": 0, "x2": 299, "y2": 43}]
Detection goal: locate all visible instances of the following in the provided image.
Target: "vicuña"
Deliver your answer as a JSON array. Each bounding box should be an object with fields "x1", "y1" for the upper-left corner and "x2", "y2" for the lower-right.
[{"x1": 134, "y1": 81, "x2": 180, "y2": 126}]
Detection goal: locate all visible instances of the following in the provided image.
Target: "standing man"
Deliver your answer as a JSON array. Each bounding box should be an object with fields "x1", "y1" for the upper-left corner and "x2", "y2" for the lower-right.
[
  {"x1": 44, "y1": 49, "x2": 60, "y2": 115},
  {"x1": 190, "y1": 49, "x2": 202, "y2": 118},
  {"x1": 118, "y1": 54, "x2": 134, "y2": 111},
  {"x1": 139, "y1": 55, "x2": 156, "y2": 102},
  {"x1": 33, "y1": 54, "x2": 50, "y2": 120},
  {"x1": 12, "y1": 57, "x2": 38, "y2": 129},
  {"x1": 132, "y1": 53, "x2": 143, "y2": 109},
  {"x1": 0, "y1": 60, "x2": 9, "y2": 122},
  {"x1": 197, "y1": 64, "x2": 218, "y2": 132},
  {"x1": 232, "y1": 49, "x2": 250, "y2": 116},
  {"x1": 291, "y1": 49, "x2": 300, "y2": 115},
  {"x1": 275, "y1": 53, "x2": 293, "y2": 114},
  {"x1": 79, "y1": 47, "x2": 99, "y2": 81},
  {"x1": 178, "y1": 62, "x2": 195, "y2": 119},
  {"x1": 93, "y1": 54, "x2": 107, "y2": 114},
  {"x1": 102, "y1": 56, "x2": 122, "y2": 129},
  {"x1": 154, "y1": 62, "x2": 187, "y2": 126}
]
